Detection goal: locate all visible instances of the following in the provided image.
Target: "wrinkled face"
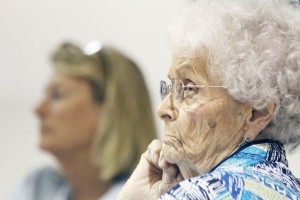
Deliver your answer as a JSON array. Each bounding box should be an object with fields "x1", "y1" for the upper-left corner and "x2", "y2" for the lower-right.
[
  {"x1": 35, "y1": 70, "x2": 100, "y2": 155},
  {"x1": 157, "y1": 56, "x2": 249, "y2": 175}
]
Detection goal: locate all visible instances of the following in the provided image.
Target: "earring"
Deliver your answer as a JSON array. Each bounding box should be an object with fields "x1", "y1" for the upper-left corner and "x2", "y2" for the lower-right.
[{"x1": 239, "y1": 136, "x2": 251, "y2": 147}]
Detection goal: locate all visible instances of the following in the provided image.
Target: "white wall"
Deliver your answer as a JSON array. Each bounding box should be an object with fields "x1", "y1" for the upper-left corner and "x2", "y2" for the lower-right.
[
  {"x1": 0, "y1": 1, "x2": 182, "y2": 199},
  {"x1": 0, "y1": 0, "x2": 299, "y2": 199}
]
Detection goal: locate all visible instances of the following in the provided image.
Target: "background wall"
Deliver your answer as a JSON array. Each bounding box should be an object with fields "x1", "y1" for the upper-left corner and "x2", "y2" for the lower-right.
[{"x1": 1, "y1": 0, "x2": 299, "y2": 199}]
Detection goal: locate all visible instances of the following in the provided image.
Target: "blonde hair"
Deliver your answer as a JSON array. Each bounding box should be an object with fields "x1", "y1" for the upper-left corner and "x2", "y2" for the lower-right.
[{"x1": 51, "y1": 42, "x2": 157, "y2": 181}]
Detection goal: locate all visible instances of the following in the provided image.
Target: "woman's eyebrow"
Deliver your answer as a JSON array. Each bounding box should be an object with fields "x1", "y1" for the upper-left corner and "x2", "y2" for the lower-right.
[
  {"x1": 168, "y1": 64, "x2": 193, "y2": 79},
  {"x1": 178, "y1": 65, "x2": 193, "y2": 75}
]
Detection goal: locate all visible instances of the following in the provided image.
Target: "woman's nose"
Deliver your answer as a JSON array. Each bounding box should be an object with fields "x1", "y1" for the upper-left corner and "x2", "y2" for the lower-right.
[
  {"x1": 35, "y1": 99, "x2": 47, "y2": 118},
  {"x1": 157, "y1": 93, "x2": 178, "y2": 122}
]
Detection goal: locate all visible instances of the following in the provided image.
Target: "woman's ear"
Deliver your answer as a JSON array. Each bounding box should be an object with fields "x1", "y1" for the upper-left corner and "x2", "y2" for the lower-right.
[{"x1": 244, "y1": 102, "x2": 277, "y2": 140}]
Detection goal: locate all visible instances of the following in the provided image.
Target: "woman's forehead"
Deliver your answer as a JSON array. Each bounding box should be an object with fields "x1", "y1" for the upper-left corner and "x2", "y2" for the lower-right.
[
  {"x1": 47, "y1": 71, "x2": 82, "y2": 88},
  {"x1": 168, "y1": 56, "x2": 209, "y2": 82}
]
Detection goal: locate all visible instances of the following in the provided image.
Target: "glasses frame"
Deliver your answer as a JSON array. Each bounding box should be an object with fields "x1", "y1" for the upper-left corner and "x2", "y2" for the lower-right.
[{"x1": 160, "y1": 78, "x2": 224, "y2": 101}]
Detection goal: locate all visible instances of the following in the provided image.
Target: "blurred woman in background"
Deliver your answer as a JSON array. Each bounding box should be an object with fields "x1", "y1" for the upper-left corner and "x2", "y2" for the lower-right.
[{"x1": 12, "y1": 41, "x2": 157, "y2": 200}]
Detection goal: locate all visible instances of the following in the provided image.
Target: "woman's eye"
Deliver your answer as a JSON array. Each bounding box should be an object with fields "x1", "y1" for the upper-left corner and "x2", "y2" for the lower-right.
[
  {"x1": 184, "y1": 86, "x2": 199, "y2": 93},
  {"x1": 51, "y1": 89, "x2": 65, "y2": 100}
]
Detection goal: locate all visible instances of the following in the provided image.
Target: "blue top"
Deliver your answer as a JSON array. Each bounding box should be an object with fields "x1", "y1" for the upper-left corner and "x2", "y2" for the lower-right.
[
  {"x1": 11, "y1": 166, "x2": 126, "y2": 200},
  {"x1": 160, "y1": 140, "x2": 300, "y2": 199}
]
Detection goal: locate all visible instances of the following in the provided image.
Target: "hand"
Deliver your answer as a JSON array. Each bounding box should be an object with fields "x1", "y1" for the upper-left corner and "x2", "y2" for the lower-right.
[{"x1": 117, "y1": 139, "x2": 184, "y2": 200}]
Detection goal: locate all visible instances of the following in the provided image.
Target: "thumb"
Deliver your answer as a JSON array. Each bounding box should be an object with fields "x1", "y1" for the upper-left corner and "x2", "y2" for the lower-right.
[{"x1": 158, "y1": 159, "x2": 183, "y2": 195}]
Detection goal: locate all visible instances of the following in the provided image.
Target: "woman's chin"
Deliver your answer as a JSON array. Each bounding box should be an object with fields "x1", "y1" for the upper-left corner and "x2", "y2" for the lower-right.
[
  {"x1": 38, "y1": 139, "x2": 57, "y2": 153},
  {"x1": 39, "y1": 141, "x2": 50, "y2": 152},
  {"x1": 161, "y1": 143, "x2": 181, "y2": 164}
]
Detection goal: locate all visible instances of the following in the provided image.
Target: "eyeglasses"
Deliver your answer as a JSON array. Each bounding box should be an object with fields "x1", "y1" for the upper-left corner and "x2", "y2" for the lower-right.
[{"x1": 160, "y1": 78, "x2": 224, "y2": 101}]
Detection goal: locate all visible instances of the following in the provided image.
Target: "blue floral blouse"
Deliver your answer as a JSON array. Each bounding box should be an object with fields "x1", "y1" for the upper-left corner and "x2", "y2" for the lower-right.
[{"x1": 160, "y1": 140, "x2": 300, "y2": 199}]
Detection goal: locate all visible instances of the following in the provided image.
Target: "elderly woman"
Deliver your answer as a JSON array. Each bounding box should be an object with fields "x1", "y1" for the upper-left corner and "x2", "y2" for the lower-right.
[
  {"x1": 12, "y1": 41, "x2": 157, "y2": 200},
  {"x1": 117, "y1": 0, "x2": 300, "y2": 199}
]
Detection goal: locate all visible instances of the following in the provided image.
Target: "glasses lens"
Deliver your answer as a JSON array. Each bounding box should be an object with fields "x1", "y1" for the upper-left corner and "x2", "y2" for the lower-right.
[
  {"x1": 160, "y1": 81, "x2": 168, "y2": 100},
  {"x1": 171, "y1": 79, "x2": 183, "y2": 101}
]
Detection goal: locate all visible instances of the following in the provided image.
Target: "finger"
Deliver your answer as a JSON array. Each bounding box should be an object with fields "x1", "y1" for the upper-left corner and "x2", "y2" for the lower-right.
[
  {"x1": 162, "y1": 164, "x2": 177, "y2": 184},
  {"x1": 175, "y1": 171, "x2": 184, "y2": 182},
  {"x1": 158, "y1": 163, "x2": 182, "y2": 195},
  {"x1": 158, "y1": 157, "x2": 180, "y2": 184},
  {"x1": 147, "y1": 139, "x2": 162, "y2": 165}
]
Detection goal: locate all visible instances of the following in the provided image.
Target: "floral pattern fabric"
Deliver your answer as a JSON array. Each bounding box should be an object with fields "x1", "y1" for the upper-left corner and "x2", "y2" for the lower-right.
[{"x1": 160, "y1": 140, "x2": 300, "y2": 200}]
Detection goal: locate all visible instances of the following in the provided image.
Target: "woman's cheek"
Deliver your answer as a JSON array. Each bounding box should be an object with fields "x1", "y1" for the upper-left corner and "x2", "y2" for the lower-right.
[{"x1": 179, "y1": 114, "x2": 196, "y2": 137}]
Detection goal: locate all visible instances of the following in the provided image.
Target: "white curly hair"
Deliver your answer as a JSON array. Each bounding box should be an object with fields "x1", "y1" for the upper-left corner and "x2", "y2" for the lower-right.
[{"x1": 168, "y1": 0, "x2": 300, "y2": 150}]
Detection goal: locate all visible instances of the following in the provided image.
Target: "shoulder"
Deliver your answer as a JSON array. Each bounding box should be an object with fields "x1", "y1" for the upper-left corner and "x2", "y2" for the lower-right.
[
  {"x1": 161, "y1": 163, "x2": 300, "y2": 200},
  {"x1": 22, "y1": 166, "x2": 64, "y2": 187},
  {"x1": 160, "y1": 171, "x2": 235, "y2": 200},
  {"x1": 101, "y1": 179, "x2": 127, "y2": 200},
  {"x1": 242, "y1": 162, "x2": 300, "y2": 199},
  {"x1": 11, "y1": 166, "x2": 70, "y2": 200}
]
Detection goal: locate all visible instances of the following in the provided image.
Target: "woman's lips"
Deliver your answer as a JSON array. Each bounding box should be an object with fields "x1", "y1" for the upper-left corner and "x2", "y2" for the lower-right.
[
  {"x1": 162, "y1": 134, "x2": 179, "y2": 147},
  {"x1": 40, "y1": 125, "x2": 52, "y2": 134}
]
